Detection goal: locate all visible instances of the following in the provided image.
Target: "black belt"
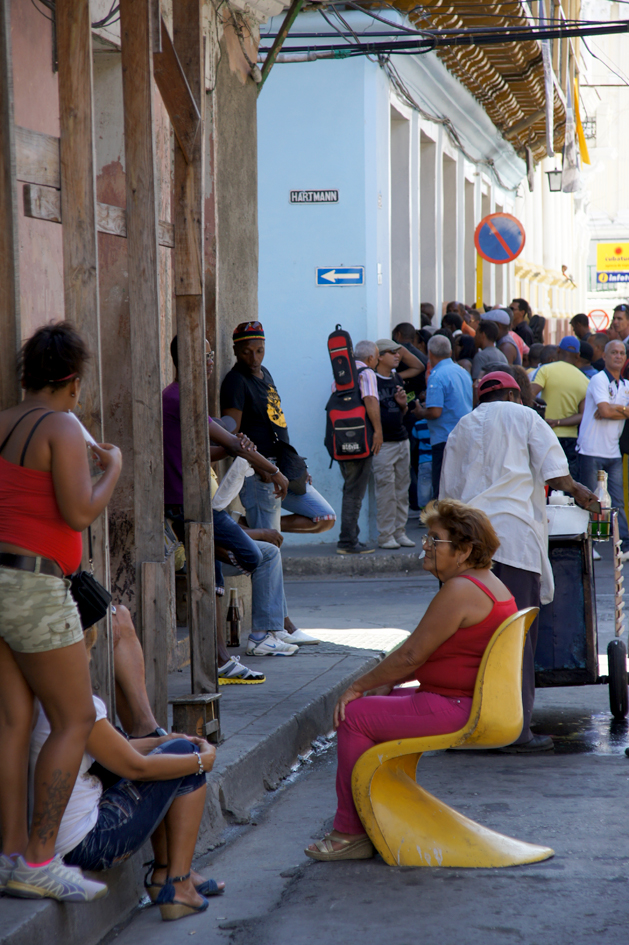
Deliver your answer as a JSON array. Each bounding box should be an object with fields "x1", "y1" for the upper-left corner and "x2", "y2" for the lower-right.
[{"x1": 0, "y1": 553, "x2": 64, "y2": 579}]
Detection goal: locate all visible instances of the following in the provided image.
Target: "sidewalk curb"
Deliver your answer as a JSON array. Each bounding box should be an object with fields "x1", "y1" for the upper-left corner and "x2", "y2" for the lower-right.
[
  {"x1": 198, "y1": 650, "x2": 380, "y2": 844},
  {"x1": 283, "y1": 551, "x2": 423, "y2": 577},
  {"x1": 0, "y1": 650, "x2": 380, "y2": 945}
]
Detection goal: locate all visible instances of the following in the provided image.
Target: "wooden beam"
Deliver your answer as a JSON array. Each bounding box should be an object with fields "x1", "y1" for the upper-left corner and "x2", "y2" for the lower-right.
[
  {"x1": 153, "y1": 16, "x2": 201, "y2": 164},
  {"x1": 57, "y1": 0, "x2": 115, "y2": 717},
  {"x1": 15, "y1": 126, "x2": 60, "y2": 188},
  {"x1": 22, "y1": 183, "x2": 175, "y2": 247},
  {"x1": 120, "y1": 0, "x2": 172, "y2": 721},
  {"x1": 0, "y1": 0, "x2": 21, "y2": 411},
  {"x1": 173, "y1": 0, "x2": 218, "y2": 699}
]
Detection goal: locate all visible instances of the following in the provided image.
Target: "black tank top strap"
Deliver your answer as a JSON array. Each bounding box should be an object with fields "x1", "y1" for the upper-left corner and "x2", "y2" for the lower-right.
[
  {"x1": 460, "y1": 574, "x2": 499, "y2": 604},
  {"x1": 19, "y1": 411, "x2": 55, "y2": 467},
  {"x1": 0, "y1": 407, "x2": 49, "y2": 457}
]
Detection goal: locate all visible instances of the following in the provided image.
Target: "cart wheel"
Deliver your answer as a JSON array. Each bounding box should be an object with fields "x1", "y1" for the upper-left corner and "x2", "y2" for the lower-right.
[{"x1": 608, "y1": 639, "x2": 628, "y2": 720}]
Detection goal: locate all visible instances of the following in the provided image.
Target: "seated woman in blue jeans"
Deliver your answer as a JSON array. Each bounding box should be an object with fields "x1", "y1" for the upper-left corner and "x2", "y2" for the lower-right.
[{"x1": 28, "y1": 630, "x2": 224, "y2": 922}]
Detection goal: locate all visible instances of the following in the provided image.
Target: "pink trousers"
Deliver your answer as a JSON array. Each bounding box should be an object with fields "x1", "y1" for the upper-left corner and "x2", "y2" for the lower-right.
[{"x1": 333, "y1": 688, "x2": 472, "y2": 835}]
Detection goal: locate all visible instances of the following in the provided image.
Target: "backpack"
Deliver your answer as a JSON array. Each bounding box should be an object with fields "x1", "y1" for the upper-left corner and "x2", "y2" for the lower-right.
[{"x1": 324, "y1": 325, "x2": 373, "y2": 462}]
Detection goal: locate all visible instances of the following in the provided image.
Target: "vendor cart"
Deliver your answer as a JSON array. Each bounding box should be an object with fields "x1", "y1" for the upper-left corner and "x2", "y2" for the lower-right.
[{"x1": 535, "y1": 504, "x2": 628, "y2": 720}]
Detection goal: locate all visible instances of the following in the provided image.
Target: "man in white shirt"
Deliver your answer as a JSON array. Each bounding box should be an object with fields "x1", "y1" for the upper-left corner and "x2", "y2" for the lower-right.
[
  {"x1": 441, "y1": 371, "x2": 595, "y2": 752},
  {"x1": 578, "y1": 340, "x2": 629, "y2": 559}
]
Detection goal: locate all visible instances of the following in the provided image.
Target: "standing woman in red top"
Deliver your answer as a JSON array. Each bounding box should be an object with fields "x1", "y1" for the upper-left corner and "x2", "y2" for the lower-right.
[
  {"x1": 306, "y1": 499, "x2": 517, "y2": 862},
  {"x1": 0, "y1": 322, "x2": 122, "y2": 901}
]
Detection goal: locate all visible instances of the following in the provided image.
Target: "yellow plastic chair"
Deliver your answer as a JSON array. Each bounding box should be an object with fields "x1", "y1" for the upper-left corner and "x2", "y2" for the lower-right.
[{"x1": 351, "y1": 607, "x2": 554, "y2": 868}]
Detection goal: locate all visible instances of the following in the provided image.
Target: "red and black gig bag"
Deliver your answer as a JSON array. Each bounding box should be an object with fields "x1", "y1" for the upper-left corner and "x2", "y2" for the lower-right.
[{"x1": 324, "y1": 325, "x2": 373, "y2": 462}]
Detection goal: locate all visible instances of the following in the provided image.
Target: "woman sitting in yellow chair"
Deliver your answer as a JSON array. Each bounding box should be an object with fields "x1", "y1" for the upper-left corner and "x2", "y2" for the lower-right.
[{"x1": 306, "y1": 499, "x2": 517, "y2": 862}]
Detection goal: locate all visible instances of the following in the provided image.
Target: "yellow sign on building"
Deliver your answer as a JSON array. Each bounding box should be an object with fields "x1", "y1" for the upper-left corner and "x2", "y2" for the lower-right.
[{"x1": 597, "y1": 242, "x2": 629, "y2": 272}]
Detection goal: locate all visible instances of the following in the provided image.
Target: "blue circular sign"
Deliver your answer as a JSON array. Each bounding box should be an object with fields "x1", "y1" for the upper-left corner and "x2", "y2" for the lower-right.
[{"x1": 474, "y1": 213, "x2": 525, "y2": 264}]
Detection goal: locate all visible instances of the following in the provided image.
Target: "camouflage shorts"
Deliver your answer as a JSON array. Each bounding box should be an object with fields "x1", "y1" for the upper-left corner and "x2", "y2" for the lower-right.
[{"x1": 0, "y1": 565, "x2": 83, "y2": 654}]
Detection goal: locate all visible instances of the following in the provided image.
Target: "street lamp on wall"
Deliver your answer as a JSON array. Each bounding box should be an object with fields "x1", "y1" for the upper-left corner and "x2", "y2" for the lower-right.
[{"x1": 546, "y1": 169, "x2": 563, "y2": 192}]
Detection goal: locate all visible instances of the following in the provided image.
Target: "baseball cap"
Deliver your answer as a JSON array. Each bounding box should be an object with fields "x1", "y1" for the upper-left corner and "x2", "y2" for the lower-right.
[
  {"x1": 483, "y1": 309, "x2": 511, "y2": 326},
  {"x1": 478, "y1": 371, "x2": 521, "y2": 396},
  {"x1": 558, "y1": 336, "x2": 580, "y2": 353},
  {"x1": 377, "y1": 338, "x2": 403, "y2": 354}
]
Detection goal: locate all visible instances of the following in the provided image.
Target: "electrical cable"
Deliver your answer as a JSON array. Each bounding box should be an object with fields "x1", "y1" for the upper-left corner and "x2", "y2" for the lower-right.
[
  {"x1": 29, "y1": 0, "x2": 52, "y2": 22},
  {"x1": 582, "y1": 37, "x2": 629, "y2": 87}
]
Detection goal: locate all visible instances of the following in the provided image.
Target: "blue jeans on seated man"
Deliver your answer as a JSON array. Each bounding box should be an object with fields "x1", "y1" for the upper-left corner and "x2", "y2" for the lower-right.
[
  {"x1": 213, "y1": 508, "x2": 287, "y2": 631},
  {"x1": 239, "y1": 475, "x2": 336, "y2": 532},
  {"x1": 63, "y1": 739, "x2": 204, "y2": 872},
  {"x1": 578, "y1": 454, "x2": 629, "y2": 549}
]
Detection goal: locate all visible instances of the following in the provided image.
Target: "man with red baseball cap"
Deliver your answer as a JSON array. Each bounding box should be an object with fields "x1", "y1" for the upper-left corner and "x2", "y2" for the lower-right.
[{"x1": 440, "y1": 370, "x2": 596, "y2": 752}]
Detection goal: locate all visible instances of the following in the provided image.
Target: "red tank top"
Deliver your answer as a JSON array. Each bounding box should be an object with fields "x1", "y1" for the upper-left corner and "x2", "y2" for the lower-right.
[
  {"x1": 415, "y1": 575, "x2": 517, "y2": 699},
  {"x1": 0, "y1": 409, "x2": 83, "y2": 575}
]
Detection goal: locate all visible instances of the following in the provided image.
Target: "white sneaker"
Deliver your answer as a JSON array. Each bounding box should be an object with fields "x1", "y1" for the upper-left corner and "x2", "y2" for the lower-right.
[
  {"x1": 6, "y1": 855, "x2": 108, "y2": 902},
  {"x1": 396, "y1": 535, "x2": 416, "y2": 548},
  {"x1": 218, "y1": 656, "x2": 266, "y2": 684},
  {"x1": 246, "y1": 632, "x2": 298, "y2": 657},
  {"x1": 620, "y1": 551, "x2": 629, "y2": 563},
  {"x1": 378, "y1": 538, "x2": 400, "y2": 550},
  {"x1": 0, "y1": 854, "x2": 16, "y2": 891},
  {"x1": 274, "y1": 628, "x2": 320, "y2": 646}
]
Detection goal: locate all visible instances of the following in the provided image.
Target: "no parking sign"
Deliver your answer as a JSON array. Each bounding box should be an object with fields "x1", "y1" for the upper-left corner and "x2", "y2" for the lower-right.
[
  {"x1": 474, "y1": 213, "x2": 526, "y2": 264},
  {"x1": 474, "y1": 212, "x2": 526, "y2": 307}
]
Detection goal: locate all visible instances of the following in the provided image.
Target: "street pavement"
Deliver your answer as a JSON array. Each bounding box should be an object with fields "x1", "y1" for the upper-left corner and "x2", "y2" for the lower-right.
[{"x1": 106, "y1": 539, "x2": 629, "y2": 945}]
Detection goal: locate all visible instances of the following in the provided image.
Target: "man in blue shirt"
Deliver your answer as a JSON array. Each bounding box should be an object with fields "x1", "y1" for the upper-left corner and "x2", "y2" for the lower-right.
[{"x1": 413, "y1": 334, "x2": 473, "y2": 498}]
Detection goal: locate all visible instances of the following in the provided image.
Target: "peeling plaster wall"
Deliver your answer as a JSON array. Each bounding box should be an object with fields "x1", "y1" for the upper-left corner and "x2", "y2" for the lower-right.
[{"x1": 11, "y1": 0, "x2": 63, "y2": 339}]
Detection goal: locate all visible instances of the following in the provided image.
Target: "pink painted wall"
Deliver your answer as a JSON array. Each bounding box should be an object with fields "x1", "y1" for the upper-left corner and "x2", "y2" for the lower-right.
[{"x1": 11, "y1": 0, "x2": 64, "y2": 340}]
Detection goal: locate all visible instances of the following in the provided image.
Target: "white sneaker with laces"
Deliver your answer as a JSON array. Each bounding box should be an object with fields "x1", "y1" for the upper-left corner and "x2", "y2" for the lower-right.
[
  {"x1": 396, "y1": 535, "x2": 416, "y2": 548},
  {"x1": 274, "y1": 628, "x2": 320, "y2": 646},
  {"x1": 6, "y1": 855, "x2": 108, "y2": 902},
  {"x1": 246, "y1": 632, "x2": 298, "y2": 657},
  {"x1": 378, "y1": 538, "x2": 400, "y2": 550},
  {"x1": 0, "y1": 854, "x2": 16, "y2": 891},
  {"x1": 218, "y1": 656, "x2": 266, "y2": 684}
]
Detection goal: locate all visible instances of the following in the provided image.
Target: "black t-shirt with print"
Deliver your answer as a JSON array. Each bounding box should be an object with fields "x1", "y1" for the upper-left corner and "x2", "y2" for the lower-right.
[
  {"x1": 220, "y1": 361, "x2": 290, "y2": 457},
  {"x1": 377, "y1": 371, "x2": 408, "y2": 442}
]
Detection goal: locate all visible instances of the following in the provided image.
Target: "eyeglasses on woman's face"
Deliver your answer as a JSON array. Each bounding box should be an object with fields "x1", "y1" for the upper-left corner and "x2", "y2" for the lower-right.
[{"x1": 421, "y1": 534, "x2": 454, "y2": 551}]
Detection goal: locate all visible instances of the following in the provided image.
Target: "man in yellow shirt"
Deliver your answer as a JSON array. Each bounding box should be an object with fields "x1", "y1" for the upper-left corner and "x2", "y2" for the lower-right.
[{"x1": 531, "y1": 336, "x2": 589, "y2": 478}]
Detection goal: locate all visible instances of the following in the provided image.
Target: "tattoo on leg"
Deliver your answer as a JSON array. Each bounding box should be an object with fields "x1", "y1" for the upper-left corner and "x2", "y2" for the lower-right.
[{"x1": 31, "y1": 770, "x2": 73, "y2": 844}]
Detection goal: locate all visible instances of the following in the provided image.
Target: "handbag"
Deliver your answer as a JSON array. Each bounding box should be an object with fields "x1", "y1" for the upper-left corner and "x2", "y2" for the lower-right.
[{"x1": 70, "y1": 526, "x2": 112, "y2": 630}]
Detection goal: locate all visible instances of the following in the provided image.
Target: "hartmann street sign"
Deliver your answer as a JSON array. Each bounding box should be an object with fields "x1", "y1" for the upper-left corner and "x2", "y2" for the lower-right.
[{"x1": 290, "y1": 190, "x2": 339, "y2": 204}]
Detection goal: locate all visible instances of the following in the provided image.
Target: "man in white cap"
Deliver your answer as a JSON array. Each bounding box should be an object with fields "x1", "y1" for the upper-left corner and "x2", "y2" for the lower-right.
[
  {"x1": 440, "y1": 370, "x2": 596, "y2": 751},
  {"x1": 484, "y1": 309, "x2": 521, "y2": 365}
]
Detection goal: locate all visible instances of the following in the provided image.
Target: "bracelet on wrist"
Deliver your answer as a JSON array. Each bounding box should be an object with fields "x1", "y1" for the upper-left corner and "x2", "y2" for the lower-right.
[{"x1": 194, "y1": 750, "x2": 205, "y2": 776}]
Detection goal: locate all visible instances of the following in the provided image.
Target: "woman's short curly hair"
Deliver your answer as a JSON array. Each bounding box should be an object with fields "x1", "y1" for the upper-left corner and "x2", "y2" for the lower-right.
[{"x1": 421, "y1": 499, "x2": 500, "y2": 570}]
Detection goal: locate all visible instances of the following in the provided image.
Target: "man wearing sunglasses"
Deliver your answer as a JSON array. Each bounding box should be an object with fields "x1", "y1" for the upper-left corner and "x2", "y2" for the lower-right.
[{"x1": 440, "y1": 370, "x2": 597, "y2": 752}]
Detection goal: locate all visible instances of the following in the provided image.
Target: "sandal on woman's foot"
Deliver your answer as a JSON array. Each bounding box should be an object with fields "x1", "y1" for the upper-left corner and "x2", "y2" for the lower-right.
[
  {"x1": 145, "y1": 862, "x2": 224, "y2": 904},
  {"x1": 305, "y1": 833, "x2": 374, "y2": 862},
  {"x1": 156, "y1": 874, "x2": 209, "y2": 921}
]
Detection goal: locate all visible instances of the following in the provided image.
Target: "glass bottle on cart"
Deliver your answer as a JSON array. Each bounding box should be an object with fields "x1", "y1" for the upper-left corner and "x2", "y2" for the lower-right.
[{"x1": 591, "y1": 470, "x2": 612, "y2": 540}]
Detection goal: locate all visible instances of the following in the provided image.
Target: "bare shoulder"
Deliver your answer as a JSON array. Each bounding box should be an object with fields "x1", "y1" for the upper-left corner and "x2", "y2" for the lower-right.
[{"x1": 46, "y1": 411, "x2": 87, "y2": 443}]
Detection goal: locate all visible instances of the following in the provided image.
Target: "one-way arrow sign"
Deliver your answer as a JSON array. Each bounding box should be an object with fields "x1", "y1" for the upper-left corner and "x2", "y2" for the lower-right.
[{"x1": 316, "y1": 267, "x2": 365, "y2": 286}]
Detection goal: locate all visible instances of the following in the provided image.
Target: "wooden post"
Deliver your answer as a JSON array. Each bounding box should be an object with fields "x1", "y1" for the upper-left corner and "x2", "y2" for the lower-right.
[
  {"x1": 120, "y1": 0, "x2": 173, "y2": 728},
  {"x1": 57, "y1": 0, "x2": 114, "y2": 715},
  {"x1": 0, "y1": 0, "x2": 21, "y2": 410},
  {"x1": 173, "y1": 1, "x2": 219, "y2": 701}
]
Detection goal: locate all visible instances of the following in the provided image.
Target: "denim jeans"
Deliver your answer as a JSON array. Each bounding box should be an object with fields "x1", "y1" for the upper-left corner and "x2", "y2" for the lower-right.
[
  {"x1": 63, "y1": 740, "x2": 205, "y2": 872},
  {"x1": 578, "y1": 454, "x2": 629, "y2": 547},
  {"x1": 431, "y1": 441, "x2": 446, "y2": 500},
  {"x1": 558, "y1": 436, "x2": 580, "y2": 481},
  {"x1": 338, "y1": 457, "x2": 372, "y2": 548},
  {"x1": 240, "y1": 476, "x2": 336, "y2": 532},
  {"x1": 417, "y1": 461, "x2": 433, "y2": 510},
  {"x1": 222, "y1": 539, "x2": 287, "y2": 631}
]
